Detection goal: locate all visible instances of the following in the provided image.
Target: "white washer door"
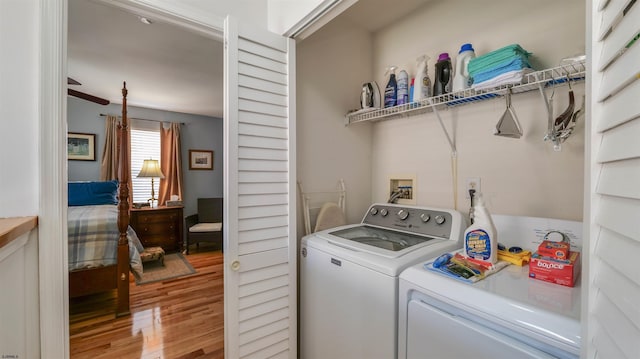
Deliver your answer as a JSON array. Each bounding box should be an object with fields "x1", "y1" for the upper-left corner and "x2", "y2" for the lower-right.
[{"x1": 406, "y1": 299, "x2": 559, "y2": 359}]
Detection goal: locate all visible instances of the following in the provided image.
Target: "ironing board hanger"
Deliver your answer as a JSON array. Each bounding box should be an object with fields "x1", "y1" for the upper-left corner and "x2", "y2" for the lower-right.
[{"x1": 297, "y1": 179, "x2": 346, "y2": 235}]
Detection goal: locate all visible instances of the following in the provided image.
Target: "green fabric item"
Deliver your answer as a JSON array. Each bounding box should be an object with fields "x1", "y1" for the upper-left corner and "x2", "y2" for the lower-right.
[{"x1": 468, "y1": 44, "x2": 531, "y2": 73}]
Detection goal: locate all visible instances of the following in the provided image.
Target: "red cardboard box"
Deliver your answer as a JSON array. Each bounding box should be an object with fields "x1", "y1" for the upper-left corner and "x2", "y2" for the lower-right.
[
  {"x1": 537, "y1": 240, "x2": 570, "y2": 260},
  {"x1": 529, "y1": 251, "x2": 580, "y2": 287}
]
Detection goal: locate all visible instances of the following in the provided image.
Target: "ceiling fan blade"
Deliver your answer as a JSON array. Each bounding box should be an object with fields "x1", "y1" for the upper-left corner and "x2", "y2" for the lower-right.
[
  {"x1": 67, "y1": 77, "x2": 81, "y2": 85},
  {"x1": 68, "y1": 89, "x2": 110, "y2": 105}
]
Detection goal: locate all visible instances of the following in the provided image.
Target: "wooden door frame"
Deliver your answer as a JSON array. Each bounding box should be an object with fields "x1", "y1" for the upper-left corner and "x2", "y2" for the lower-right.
[{"x1": 39, "y1": 1, "x2": 223, "y2": 357}]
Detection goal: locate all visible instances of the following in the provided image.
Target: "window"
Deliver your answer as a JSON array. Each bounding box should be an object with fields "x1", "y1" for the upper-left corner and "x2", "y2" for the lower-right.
[{"x1": 130, "y1": 120, "x2": 161, "y2": 204}]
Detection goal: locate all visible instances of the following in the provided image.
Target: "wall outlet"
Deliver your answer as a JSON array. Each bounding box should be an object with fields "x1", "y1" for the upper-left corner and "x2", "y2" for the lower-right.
[{"x1": 465, "y1": 177, "x2": 481, "y2": 198}]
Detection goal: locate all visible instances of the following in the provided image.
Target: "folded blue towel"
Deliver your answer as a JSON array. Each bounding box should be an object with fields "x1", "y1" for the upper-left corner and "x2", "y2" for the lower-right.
[
  {"x1": 468, "y1": 44, "x2": 532, "y2": 73},
  {"x1": 471, "y1": 58, "x2": 532, "y2": 83}
]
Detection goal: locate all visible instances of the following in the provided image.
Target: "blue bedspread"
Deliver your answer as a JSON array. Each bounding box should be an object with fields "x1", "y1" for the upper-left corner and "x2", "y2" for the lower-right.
[{"x1": 68, "y1": 204, "x2": 143, "y2": 278}]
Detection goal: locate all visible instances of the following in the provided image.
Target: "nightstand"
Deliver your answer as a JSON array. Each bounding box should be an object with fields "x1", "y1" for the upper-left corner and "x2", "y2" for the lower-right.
[{"x1": 129, "y1": 206, "x2": 184, "y2": 252}]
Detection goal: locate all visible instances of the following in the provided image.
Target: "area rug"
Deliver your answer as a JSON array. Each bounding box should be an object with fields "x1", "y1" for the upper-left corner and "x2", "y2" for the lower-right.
[{"x1": 136, "y1": 252, "x2": 196, "y2": 285}]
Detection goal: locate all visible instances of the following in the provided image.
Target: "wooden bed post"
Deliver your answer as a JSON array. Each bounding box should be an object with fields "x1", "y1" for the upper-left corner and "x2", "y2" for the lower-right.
[{"x1": 116, "y1": 82, "x2": 131, "y2": 316}]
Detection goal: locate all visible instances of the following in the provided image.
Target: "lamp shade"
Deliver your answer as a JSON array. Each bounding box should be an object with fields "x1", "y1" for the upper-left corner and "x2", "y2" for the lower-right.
[{"x1": 137, "y1": 159, "x2": 165, "y2": 178}]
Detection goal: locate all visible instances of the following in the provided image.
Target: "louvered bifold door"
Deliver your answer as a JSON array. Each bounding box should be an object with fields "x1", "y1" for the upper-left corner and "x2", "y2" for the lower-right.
[
  {"x1": 223, "y1": 16, "x2": 297, "y2": 359},
  {"x1": 588, "y1": 0, "x2": 640, "y2": 358}
]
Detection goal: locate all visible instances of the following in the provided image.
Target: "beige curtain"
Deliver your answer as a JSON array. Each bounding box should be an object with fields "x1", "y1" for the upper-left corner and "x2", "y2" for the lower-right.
[
  {"x1": 100, "y1": 115, "x2": 119, "y2": 180},
  {"x1": 158, "y1": 122, "x2": 183, "y2": 206}
]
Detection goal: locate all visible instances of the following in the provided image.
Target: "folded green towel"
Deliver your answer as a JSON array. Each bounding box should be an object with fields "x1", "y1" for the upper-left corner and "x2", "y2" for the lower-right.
[{"x1": 468, "y1": 44, "x2": 532, "y2": 73}]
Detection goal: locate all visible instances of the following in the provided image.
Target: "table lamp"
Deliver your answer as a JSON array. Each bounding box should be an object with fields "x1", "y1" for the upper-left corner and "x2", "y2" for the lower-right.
[{"x1": 137, "y1": 159, "x2": 165, "y2": 207}]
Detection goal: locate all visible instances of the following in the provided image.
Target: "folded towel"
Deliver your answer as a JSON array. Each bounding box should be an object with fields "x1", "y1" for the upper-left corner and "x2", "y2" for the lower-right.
[
  {"x1": 468, "y1": 44, "x2": 532, "y2": 74},
  {"x1": 471, "y1": 57, "x2": 532, "y2": 83},
  {"x1": 472, "y1": 68, "x2": 535, "y2": 90}
]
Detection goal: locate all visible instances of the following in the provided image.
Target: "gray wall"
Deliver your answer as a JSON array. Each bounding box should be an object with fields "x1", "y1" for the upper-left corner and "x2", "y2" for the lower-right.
[{"x1": 67, "y1": 96, "x2": 223, "y2": 216}]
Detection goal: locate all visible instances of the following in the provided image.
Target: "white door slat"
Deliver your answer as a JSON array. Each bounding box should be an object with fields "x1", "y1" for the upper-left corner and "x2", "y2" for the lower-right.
[
  {"x1": 598, "y1": 41, "x2": 640, "y2": 101},
  {"x1": 592, "y1": 323, "x2": 627, "y2": 359},
  {"x1": 239, "y1": 51, "x2": 287, "y2": 75},
  {"x1": 594, "y1": 264, "x2": 640, "y2": 330},
  {"x1": 239, "y1": 87, "x2": 288, "y2": 107},
  {"x1": 239, "y1": 275, "x2": 289, "y2": 298},
  {"x1": 599, "y1": 2, "x2": 640, "y2": 70},
  {"x1": 238, "y1": 307, "x2": 289, "y2": 334},
  {"x1": 597, "y1": 158, "x2": 640, "y2": 199},
  {"x1": 239, "y1": 204, "x2": 288, "y2": 219},
  {"x1": 239, "y1": 216, "x2": 288, "y2": 231},
  {"x1": 239, "y1": 135, "x2": 288, "y2": 150},
  {"x1": 268, "y1": 351, "x2": 289, "y2": 359},
  {"x1": 238, "y1": 193, "x2": 288, "y2": 207},
  {"x1": 239, "y1": 111, "x2": 288, "y2": 129},
  {"x1": 239, "y1": 39, "x2": 287, "y2": 64},
  {"x1": 239, "y1": 226, "x2": 289, "y2": 243},
  {"x1": 595, "y1": 195, "x2": 640, "y2": 241},
  {"x1": 592, "y1": 292, "x2": 640, "y2": 359},
  {"x1": 596, "y1": 228, "x2": 640, "y2": 287},
  {"x1": 239, "y1": 63, "x2": 287, "y2": 86},
  {"x1": 598, "y1": 0, "x2": 629, "y2": 41},
  {"x1": 239, "y1": 75, "x2": 287, "y2": 96},
  {"x1": 239, "y1": 123, "x2": 288, "y2": 140},
  {"x1": 240, "y1": 99, "x2": 288, "y2": 118},
  {"x1": 597, "y1": 79, "x2": 640, "y2": 132},
  {"x1": 239, "y1": 296, "x2": 289, "y2": 322},
  {"x1": 238, "y1": 247, "x2": 289, "y2": 273},
  {"x1": 239, "y1": 24, "x2": 288, "y2": 56},
  {"x1": 239, "y1": 237, "x2": 288, "y2": 255},
  {"x1": 598, "y1": 0, "x2": 611, "y2": 11},
  {"x1": 239, "y1": 319, "x2": 289, "y2": 346},
  {"x1": 239, "y1": 147, "x2": 288, "y2": 161},
  {"x1": 239, "y1": 182, "x2": 289, "y2": 195},
  {"x1": 239, "y1": 171, "x2": 289, "y2": 183},
  {"x1": 241, "y1": 338, "x2": 289, "y2": 359},
  {"x1": 239, "y1": 262, "x2": 289, "y2": 286},
  {"x1": 239, "y1": 159, "x2": 288, "y2": 172}
]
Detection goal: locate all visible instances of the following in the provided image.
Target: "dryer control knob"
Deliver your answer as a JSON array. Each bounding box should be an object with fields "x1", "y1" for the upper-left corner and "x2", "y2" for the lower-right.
[
  {"x1": 435, "y1": 215, "x2": 446, "y2": 225},
  {"x1": 420, "y1": 213, "x2": 431, "y2": 223},
  {"x1": 370, "y1": 207, "x2": 379, "y2": 215},
  {"x1": 397, "y1": 209, "x2": 409, "y2": 220},
  {"x1": 380, "y1": 208, "x2": 388, "y2": 217}
]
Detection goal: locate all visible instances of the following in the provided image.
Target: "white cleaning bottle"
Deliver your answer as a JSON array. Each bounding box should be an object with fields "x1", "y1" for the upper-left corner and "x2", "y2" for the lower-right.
[
  {"x1": 452, "y1": 43, "x2": 476, "y2": 92},
  {"x1": 464, "y1": 192, "x2": 497, "y2": 264},
  {"x1": 397, "y1": 69, "x2": 409, "y2": 105},
  {"x1": 413, "y1": 55, "x2": 431, "y2": 102}
]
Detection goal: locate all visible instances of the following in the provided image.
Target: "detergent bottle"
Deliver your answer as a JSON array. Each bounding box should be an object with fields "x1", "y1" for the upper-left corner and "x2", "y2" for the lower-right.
[
  {"x1": 413, "y1": 55, "x2": 431, "y2": 102},
  {"x1": 452, "y1": 43, "x2": 476, "y2": 92},
  {"x1": 433, "y1": 53, "x2": 452, "y2": 96},
  {"x1": 383, "y1": 66, "x2": 398, "y2": 108},
  {"x1": 464, "y1": 192, "x2": 497, "y2": 264}
]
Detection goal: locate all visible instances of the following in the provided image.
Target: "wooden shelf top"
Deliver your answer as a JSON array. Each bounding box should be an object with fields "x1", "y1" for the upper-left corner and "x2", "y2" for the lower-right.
[{"x1": 0, "y1": 216, "x2": 38, "y2": 250}]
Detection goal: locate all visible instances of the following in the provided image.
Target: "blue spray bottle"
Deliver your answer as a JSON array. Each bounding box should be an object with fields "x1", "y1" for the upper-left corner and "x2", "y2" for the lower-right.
[{"x1": 384, "y1": 66, "x2": 398, "y2": 108}]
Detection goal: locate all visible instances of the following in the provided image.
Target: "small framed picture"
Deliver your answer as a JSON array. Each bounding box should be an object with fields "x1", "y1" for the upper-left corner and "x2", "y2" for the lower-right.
[
  {"x1": 68, "y1": 132, "x2": 96, "y2": 161},
  {"x1": 189, "y1": 149, "x2": 214, "y2": 170}
]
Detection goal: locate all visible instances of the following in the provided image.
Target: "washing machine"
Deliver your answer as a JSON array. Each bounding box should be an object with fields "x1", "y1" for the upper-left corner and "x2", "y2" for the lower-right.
[
  {"x1": 398, "y1": 215, "x2": 583, "y2": 359},
  {"x1": 300, "y1": 203, "x2": 465, "y2": 359}
]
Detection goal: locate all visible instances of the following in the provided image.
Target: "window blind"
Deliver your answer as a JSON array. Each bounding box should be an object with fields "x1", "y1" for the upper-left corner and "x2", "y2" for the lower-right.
[{"x1": 130, "y1": 121, "x2": 161, "y2": 204}]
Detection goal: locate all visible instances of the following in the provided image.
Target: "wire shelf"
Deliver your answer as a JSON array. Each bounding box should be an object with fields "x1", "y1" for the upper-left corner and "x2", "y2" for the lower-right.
[{"x1": 345, "y1": 59, "x2": 586, "y2": 125}]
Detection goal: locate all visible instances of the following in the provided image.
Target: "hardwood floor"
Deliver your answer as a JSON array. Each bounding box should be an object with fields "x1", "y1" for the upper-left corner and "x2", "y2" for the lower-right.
[{"x1": 70, "y1": 249, "x2": 224, "y2": 359}]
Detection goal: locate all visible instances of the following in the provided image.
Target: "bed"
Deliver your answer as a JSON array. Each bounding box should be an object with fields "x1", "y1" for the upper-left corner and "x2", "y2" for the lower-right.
[{"x1": 68, "y1": 83, "x2": 135, "y2": 316}]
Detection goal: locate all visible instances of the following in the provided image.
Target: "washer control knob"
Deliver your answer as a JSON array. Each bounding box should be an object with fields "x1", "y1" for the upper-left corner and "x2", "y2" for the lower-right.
[
  {"x1": 370, "y1": 207, "x2": 378, "y2": 215},
  {"x1": 435, "y1": 215, "x2": 446, "y2": 225},
  {"x1": 397, "y1": 209, "x2": 409, "y2": 220},
  {"x1": 380, "y1": 208, "x2": 388, "y2": 217},
  {"x1": 420, "y1": 213, "x2": 431, "y2": 223}
]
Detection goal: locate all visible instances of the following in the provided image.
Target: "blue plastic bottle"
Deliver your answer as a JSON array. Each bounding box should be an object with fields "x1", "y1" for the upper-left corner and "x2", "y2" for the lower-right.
[{"x1": 384, "y1": 66, "x2": 398, "y2": 108}]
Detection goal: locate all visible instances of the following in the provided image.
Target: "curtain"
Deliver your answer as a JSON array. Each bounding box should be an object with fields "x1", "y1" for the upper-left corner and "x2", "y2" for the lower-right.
[
  {"x1": 158, "y1": 122, "x2": 183, "y2": 206},
  {"x1": 100, "y1": 115, "x2": 119, "y2": 180}
]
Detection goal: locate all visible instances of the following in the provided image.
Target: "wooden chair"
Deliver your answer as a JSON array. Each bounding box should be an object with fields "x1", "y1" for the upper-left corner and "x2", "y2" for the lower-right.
[{"x1": 184, "y1": 198, "x2": 223, "y2": 254}]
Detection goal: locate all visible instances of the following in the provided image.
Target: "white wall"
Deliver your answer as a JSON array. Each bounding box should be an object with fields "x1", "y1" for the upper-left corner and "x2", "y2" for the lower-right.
[
  {"x1": 296, "y1": 15, "x2": 373, "y2": 236},
  {"x1": 370, "y1": 0, "x2": 586, "y2": 220},
  {"x1": 0, "y1": 0, "x2": 39, "y2": 217},
  {"x1": 268, "y1": 0, "x2": 326, "y2": 34}
]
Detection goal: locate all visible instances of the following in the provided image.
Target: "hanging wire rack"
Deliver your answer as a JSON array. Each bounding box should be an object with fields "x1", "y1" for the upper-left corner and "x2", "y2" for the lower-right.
[{"x1": 345, "y1": 59, "x2": 586, "y2": 125}]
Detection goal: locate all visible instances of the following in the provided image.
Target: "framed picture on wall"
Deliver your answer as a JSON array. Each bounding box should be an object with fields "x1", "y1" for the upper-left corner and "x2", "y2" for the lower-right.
[
  {"x1": 189, "y1": 149, "x2": 214, "y2": 170},
  {"x1": 68, "y1": 132, "x2": 96, "y2": 161}
]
